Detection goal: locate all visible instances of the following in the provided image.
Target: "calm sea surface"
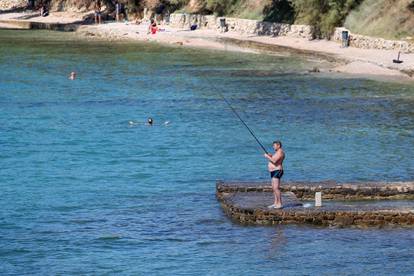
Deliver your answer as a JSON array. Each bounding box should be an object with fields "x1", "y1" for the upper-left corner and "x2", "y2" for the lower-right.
[{"x1": 1, "y1": 30, "x2": 414, "y2": 275}]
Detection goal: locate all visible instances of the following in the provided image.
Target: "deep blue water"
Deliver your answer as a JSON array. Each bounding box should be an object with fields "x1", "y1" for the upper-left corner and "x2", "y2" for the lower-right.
[{"x1": 1, "y1": 30, "x2": 414, "y2": 275}]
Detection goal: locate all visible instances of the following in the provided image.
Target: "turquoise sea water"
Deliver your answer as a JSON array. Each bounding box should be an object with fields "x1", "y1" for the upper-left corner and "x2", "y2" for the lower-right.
[{"x1": 1, "y1": 30, "x2": 414, "y2": 275}]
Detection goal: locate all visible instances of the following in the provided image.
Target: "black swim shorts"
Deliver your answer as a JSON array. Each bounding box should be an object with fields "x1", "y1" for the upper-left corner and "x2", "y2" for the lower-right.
[{"x1": 270, "y1": 170, "x2": 284, "y2": 179}]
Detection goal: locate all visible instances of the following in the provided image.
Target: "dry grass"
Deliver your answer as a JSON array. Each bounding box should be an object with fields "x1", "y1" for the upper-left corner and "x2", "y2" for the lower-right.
[
  {"x1": 344, "y1": 0, "x2": 414, "y2": 40},
  {"x1": 230, "y1": 0, "x2": 270, "y2": 20}
]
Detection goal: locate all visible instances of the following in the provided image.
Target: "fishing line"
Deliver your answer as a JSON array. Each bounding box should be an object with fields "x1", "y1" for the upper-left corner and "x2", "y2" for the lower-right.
[
  {"x1": 177, "y1": 63, "x2": 269, "y2": 154},
  {"x1": 209, "y1": 78, "x2": 269, "y2": 155}
]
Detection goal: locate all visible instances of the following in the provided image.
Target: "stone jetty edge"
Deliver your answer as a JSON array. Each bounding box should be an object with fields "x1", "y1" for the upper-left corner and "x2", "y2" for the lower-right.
[
  {"x1": 0, "y1": 19, "x2": 81, "y2": 31},
  {"x1": 216, "y1": 181, "x2": 414, "y2": 227}
]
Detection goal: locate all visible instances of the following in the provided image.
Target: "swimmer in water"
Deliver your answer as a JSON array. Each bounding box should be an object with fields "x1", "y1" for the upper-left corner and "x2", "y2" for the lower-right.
[
  {"x1": 147, "y1": 117, "x2": 153, "y2": 126},
  {"x1": 128, "y1": 118, "x2": 169, "y2": 126},
  {"x1": 69, "y1": 71, "x2": 76, "y2": 80}
]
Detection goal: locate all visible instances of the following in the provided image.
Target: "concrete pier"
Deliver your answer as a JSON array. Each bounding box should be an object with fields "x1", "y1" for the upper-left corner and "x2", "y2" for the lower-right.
[
  {"x1": 0, "y1": 12, "x2": 89, "y2": 31},
  {"x1": 217, "y1": 181, "x2": 414, "y2": 227},
  {"x1": 0, "y1": 18, "x2": 83, "y2": 31}
]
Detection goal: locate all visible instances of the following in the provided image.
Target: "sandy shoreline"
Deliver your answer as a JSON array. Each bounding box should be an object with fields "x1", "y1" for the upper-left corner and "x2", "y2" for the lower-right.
[
  {"x1": 1, "y1": 11, "x2": 414, "y2": 83},
  {"x1": 77, "y1": 22, "x2": 414, "y2": 82}
]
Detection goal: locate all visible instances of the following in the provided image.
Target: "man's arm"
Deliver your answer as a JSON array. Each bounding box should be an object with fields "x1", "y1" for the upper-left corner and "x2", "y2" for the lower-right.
[{"x1": 264, "y1": 152, "x2": 282, "y2": 164}]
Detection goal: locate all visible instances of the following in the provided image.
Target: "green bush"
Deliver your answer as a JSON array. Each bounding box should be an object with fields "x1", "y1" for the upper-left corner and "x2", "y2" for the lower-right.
[
  {"x1": 408, "y1": 0, "x2": 414, "y2": 12},
  {"x1": 291, "y1": 0, "x2": 363, "y2": 38},
  {"x1": 104, "y1": 0, "x2": 363, "y2": 38},
  {"x1": 205, "y1": 0, "x2": 233, "y2": 16},
  {"x1": 263, "y1": 0, "x2": 295, "y2": 24},
  {"x1": 200, "y1": 0, "x2": 361, "y2": 37},
  {"x1": 169, "y1": 0, "x2": 190, "y2": 9}
]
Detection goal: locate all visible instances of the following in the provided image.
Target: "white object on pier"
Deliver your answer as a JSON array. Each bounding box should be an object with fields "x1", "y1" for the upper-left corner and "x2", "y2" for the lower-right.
[{"x1": 315, "y1": 192, "x2": 322, "y2": 207}]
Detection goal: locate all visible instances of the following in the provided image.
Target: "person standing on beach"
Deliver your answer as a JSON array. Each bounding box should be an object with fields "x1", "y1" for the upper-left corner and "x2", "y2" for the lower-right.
[
  {"x1": 264, "y1": 141, "x2": 285, "y2": 209},
  {"x1": 40, "y1": 1, "x2": 49, "y2": 17},
  {"x1": 94, "y1": 0, "x2": 102, "y2": 24},
  {"x1": 115, "y1": 1, "x2": 121, "y2": 22},
  {"x1": 28, "y1": 0, "x2": 35, "y2": 9}
]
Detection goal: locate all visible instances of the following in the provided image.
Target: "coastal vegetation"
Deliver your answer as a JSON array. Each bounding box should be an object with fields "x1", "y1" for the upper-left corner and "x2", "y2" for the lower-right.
[
  {"x1": 123, "y1": 0, "x2": 414, "y2": 40},
  {"x1": 164, "y1": 0, "x2": 414, "y2": 39},
  {"x1": 344, "y1": 0, "x2": 414, "y2": 40},
  {"x1": 3, "y1": 0, "x2": 414, "y2": 39}
]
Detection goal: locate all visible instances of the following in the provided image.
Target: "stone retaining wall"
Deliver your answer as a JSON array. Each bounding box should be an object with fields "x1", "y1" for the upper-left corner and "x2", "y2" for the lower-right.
[
  {"x1": 169, "y1": 13, "x2": 414, "y2": 53},
  {"x1": 333, "y1": 27, "x2": 414, "y2": 53},
  {"x1": 168, "y1": 13, "x2": 313, "y2": 39}
]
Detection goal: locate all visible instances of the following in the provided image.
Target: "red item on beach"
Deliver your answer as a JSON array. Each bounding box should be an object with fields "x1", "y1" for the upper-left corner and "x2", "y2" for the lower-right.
[{"x1": 151, "y1": 26, "x2": 157, "y2": 34}]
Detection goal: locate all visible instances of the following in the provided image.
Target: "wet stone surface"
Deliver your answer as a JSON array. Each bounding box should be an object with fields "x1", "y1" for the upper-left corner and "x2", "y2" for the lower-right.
[{"x1": 228, "y1": 191, "x2": 303, "y2": 210}]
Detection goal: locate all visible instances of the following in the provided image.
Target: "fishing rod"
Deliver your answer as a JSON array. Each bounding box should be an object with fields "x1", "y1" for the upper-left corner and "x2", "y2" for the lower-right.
[
  {"x1": 217, "y1": 92, "x2": 269, "y2": 155},
  {"x1": 178, "y1": 66, "x2": 269, "y2": 155}
]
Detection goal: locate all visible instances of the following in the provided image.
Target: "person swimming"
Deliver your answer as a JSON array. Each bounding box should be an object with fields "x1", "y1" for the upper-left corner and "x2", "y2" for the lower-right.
[
  {"x1": 128, "y1": 118, "x2": 170, "y2": 126},
  {"x1": 69, "y1": 71, "x2": 76, "y2": 80}
]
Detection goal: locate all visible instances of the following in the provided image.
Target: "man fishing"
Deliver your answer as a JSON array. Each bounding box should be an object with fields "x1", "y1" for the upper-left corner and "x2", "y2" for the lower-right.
[
  {"x1": 264, "y1": 141, "x2": 285, "y2": 209},
  {"x1": 217, "y1": 91, "x2": 285, "y2": 208}
]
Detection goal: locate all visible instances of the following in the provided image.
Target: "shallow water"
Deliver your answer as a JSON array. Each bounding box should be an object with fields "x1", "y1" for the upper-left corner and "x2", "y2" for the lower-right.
[{"x1": 1, "y1": 30, "x2": 414, "y2": 275}]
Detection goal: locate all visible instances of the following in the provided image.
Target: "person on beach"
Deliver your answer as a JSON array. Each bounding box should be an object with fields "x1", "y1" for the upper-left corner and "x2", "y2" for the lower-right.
[
  {"x1": 115, "y1": 1, "x2": 121, "y2": 22},
  {"x1": 148, "y1": 19, "x2": 157, "y2": 34},
  {"x1": 94, "y1": 0, "x2": 102, "y2": 24},
  {"x1": 38, "y1": 0, "x2": 49, "y2": 16},
  {"x1": 28, "y1": 0, "x2": 35, "y2": 9},
  {"x1": 69, "y1": 71, "x2": 76, "y2": 80},
  {"x1": 264, "y1": 141, "x2": 285, "y2": 209}
]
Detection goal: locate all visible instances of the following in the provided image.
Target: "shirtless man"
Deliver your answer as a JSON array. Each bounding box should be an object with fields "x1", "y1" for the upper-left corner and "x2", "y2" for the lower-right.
[{"x1": 264, "y1": 141, "x2": 285, "y2": 209}]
